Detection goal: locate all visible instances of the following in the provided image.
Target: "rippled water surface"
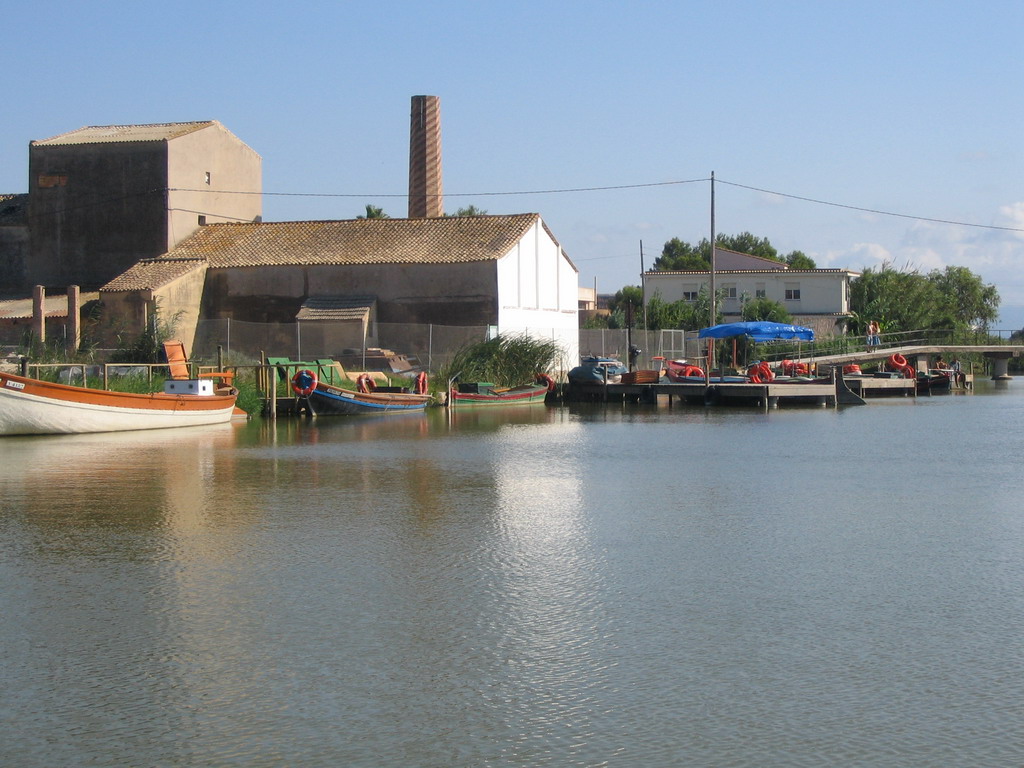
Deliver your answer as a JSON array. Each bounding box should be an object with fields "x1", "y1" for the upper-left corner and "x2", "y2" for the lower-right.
[{"x1": 2, "y1": 384, "x2": 1023, "y2": 766}]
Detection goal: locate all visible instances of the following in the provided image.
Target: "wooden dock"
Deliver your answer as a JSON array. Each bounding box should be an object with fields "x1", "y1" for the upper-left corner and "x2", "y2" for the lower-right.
[{"x1": 566, "y1": 373, "x2": 918, "y2": 409}]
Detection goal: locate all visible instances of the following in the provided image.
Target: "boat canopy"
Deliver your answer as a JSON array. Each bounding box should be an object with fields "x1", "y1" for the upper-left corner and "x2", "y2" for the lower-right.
[{"x1": 698, "y1": 321, "x2": 815, "y2": 342}]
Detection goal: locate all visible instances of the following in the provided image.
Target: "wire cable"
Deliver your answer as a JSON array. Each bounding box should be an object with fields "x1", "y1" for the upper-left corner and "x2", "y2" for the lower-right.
[{"x1": 717, "y1": 178, "x2": 1024, "y2": 233}]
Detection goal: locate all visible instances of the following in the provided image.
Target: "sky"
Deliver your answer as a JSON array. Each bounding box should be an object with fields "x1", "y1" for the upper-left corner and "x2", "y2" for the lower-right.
[{"x1": 2, "y1": 0, "x2": 1022, "y2": 327}]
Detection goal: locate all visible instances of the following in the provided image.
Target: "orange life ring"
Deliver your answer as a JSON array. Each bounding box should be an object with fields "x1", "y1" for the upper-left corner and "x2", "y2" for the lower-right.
[
  {"x1": 889, "y1": 353, "x2": 907, "y2": 369},
  {"x1": 843, "y1": 364, "x2": 862, "y2": 375},
  {"x1": 291, "y1": 369, "x2": 317, "y2": 397},
  {"x1": 356, "y1": 374, "x2": 376, "y2": 393},
  {"x1": 759, "y1": 362, "x2": 775, "y2": 382},
  {"x1": 682, "y1": 365, "x2": 704, "y2": 378},
  {"x1": 747, "y1": 364, "x2": 763, "y2": 383},
  {"x1": 536, "y1": 373, "x2": 556, "y2": 392},
  {"x1": 901, "y1": 364, "x2": 916, "y2": 379},
  {"x1": 414, "y1": 371, "x2": 429, "y2": 394}
]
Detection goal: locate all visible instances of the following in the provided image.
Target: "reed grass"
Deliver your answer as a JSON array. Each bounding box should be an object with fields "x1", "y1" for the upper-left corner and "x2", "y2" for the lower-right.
[{"x1": 439, "y1": 334, "x2": 560, "y2": 388}]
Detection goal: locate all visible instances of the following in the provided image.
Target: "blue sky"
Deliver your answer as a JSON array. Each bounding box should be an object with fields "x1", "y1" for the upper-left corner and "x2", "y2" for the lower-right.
[{"x1": 3, "y1": 0, "x2": 1022, "y2": 326}]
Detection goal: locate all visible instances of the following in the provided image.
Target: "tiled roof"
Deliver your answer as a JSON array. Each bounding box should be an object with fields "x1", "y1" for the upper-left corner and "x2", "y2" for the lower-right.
[
  {"x1": 296, "y1": 296, "x2": 376, "y2": 321},
  {"x1": 163, "y1": 214, "x2": 545, "y2": 268},
  {"x1": 32, "y1": 121, "x2": 216, "y2": 146},
  {"x1": 101, "y1": 258, "x2": 207, "y2": 292}
]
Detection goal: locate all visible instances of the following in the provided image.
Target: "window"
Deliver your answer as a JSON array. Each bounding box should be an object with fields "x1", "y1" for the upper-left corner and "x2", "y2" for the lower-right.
[
  {"x1": 204, "y1": 171, "x2": 211, "y2": 185},
  {"x1": 682, "y1": 283, "x2": 699, "y2": 301},
  {"x1": 785, "y1": 283, "x2": 801, "y2": 301},
  {"x1": 198, "y1": 215, "x2": 207, "y2": 225},
  {"x1": 722, "y1": 283, "x2": 737, "y2": 299},
  {"x1": 755, "y1": 282, "x2": 766, "y2": 299},
  {"x1": 37, "y1": 174, "x2": 67, "y2": 188}
]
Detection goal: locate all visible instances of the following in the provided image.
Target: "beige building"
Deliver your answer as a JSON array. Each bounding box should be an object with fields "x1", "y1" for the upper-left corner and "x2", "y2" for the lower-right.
[
  {"x1": 27, "y1": 121, "x2": 261, "y2": 291},
  {"x1": 101, "y1": 213, "x2": 580, "y2": 366},
  {"x1": 643, "y1": 247, "x2": 859, "y2": 338}
]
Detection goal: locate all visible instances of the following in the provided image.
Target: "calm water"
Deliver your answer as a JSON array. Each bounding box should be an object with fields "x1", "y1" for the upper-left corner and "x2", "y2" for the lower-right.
[{"x1": 1, "y1": 384, "x2": 1022, "y2": 767}]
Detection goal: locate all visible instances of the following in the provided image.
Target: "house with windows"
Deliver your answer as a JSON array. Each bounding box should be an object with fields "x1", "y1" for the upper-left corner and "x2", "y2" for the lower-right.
[{"x1": 642, "y1": 247, "x2": 859, "y2": 338}]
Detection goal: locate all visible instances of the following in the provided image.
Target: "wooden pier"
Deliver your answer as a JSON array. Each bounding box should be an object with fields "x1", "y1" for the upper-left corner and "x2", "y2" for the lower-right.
[{"x1": 565, "y1": 372, "x2": 919, "y2": 409}]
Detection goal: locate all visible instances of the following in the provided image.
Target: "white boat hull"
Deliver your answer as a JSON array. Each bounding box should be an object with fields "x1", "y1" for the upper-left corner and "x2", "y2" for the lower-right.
[{"x1": 0, "y1": 373, "x2": 238, "y2": 436}]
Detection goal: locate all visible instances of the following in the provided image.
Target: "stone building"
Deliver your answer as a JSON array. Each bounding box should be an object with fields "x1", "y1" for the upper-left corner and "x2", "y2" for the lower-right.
[{"x1": 26, "y1": 121, "x2": 261, "y2": 291}]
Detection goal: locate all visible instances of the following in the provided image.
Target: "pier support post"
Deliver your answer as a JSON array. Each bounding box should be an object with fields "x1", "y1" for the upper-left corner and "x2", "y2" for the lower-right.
[
  {"x1": 67, "y1": 285, "x2": 80, "y2": 354},
  {"x1": 32, "y1": 285, "x2": 45, "y2": 343},
  {"x1": 984, "y1": 351, "x2": 1015, "y2": 380}
]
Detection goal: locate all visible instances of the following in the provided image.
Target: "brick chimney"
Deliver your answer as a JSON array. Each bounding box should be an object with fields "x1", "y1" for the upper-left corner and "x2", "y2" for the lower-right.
[{"x1": 408, "y1": 95, "x2": 443, "y2": 218}]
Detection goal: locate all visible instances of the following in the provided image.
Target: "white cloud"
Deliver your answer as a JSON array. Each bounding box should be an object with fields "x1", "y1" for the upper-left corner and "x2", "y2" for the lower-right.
[
  {"x1": 844, "y1": 242, "x2": 891, "y2": 268},
  {"x1": 998, "y1": 202, "x2": 1024, "y2": 237}
]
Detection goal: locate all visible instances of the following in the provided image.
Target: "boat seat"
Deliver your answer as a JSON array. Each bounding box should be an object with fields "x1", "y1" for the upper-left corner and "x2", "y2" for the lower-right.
[{"x1": 163, "y1": 340, "x2": 234, "y2": 386}]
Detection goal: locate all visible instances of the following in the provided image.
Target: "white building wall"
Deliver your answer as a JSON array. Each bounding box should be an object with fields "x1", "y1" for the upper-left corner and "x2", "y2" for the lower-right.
[
  {"x1": 644, "y1": 271, "x2": 854, "y2": 315},
  {"x1": 496, "y1": 221, "x2": 579, "y2": 375}
]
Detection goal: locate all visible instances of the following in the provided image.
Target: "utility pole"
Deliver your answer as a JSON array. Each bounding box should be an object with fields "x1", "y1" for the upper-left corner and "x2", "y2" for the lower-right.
[{"x1": 708, "y1": 171, "x2": 716, "y2": 370}]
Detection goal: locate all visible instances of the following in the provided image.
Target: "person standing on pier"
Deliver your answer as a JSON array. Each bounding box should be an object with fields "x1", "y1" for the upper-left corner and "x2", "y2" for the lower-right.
[
  {"x1": 866, "y1": 320, "x2": 881, "y2": 349},
  {"x1": 950, "y1": 357, "x2": 966, "y2": 387}
]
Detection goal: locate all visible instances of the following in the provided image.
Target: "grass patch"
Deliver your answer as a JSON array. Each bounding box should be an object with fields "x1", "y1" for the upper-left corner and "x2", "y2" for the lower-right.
[{"x1": 438, "y1": 333, "x2": 560, "y2": 388}]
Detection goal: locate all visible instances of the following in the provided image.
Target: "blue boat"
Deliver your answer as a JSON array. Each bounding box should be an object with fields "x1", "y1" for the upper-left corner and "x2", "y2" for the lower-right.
[
  {"x1": 289, "y1": 368, "x2": 431, "y2": 415},
  {"x1": 567, "y1": 356, "x2": 629, "y2": 384}
]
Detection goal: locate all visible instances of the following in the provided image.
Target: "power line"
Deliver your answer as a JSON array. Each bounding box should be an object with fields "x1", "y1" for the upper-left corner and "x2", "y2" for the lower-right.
[
  {"x1": 167, "y1": 178, "x2": 1024, "y2": 233},
  {"x1": 167, "y1": 177, "x2": 710, "y2": 198},
  {"x1": 716, "y1": 178, "x2": 1024, "y2": 233},
  {"x1": 22, "y1": 177, "x2": 1024, "y2": 235}
]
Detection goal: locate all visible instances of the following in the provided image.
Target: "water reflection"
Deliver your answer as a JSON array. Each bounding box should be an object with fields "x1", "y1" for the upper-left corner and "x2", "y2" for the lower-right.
[
  {"x1": 2, "y1": 386, "x2": 1023, "y2": 766},
  {"x1": 0, "y1": 423, "x2": 240, "y2": 532}
]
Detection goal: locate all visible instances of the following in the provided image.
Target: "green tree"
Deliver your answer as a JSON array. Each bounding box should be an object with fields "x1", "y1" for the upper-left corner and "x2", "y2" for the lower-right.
[
  {"x1": 716, "y1": 232, "x2": 781, "y2": 262},
  {"x1": 850, "y1": 263, "x2": 999, "y2": 334},
  {"x1": 850, "y1": 264, "x2": 944, "y2": 334},
  {"x1": 644, "y1": 294, "x2": 688, "y2": 330},
  {"x1": 653, "y1": 238, "x2": 707, "y2": 271},
  {"x1": 447, "y1": 205, "x2": 489, "y2": 217},
  {"x1": 653, "y1": 232, "x2": 796, "y2": 272},
  {"x1": 357, "y1": 204, "x2": 389, "y2": 219},
  {"x1": 741, "y1": 297, "x2": 793, "y2": 323},
  {"x1": 784, "y1": 251, "x2": 816, "y2": 269},
  {"x1": 927, "y1": 265, "x2": 999, "y2": 329},
  {"x1": 609, "y1": 285, "x2": 643, "y2": 314}
]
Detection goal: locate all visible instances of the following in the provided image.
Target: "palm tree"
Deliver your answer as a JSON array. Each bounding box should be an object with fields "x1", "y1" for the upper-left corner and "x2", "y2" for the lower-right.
[
  {"x1": 447, "y1": 205, "x2": 489, "y2": 217},
  {"x1": 357, "y1": 204, "x2": 389, "y2": 219}
]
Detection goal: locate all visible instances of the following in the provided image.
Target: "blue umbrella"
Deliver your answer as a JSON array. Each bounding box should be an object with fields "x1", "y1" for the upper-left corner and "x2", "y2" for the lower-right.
[{"x1": 698, "y1": 321, "x2": 815, "y2": 342}]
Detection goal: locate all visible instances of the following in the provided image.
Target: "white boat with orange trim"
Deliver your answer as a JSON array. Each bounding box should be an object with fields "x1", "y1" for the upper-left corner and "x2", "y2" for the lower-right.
[{"x1": 0, "y1": 371, "x2": 239, "y2": 436}]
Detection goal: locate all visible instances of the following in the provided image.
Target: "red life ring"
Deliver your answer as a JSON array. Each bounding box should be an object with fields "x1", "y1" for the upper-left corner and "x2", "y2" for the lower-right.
[
  {"x1": 889, "y1": 353, "x2": 907, "y2": 369},
  {"x1": 414, "y1": 371, "x2": 429, "y2": 394},
  {"x1": 291, "y1": 369, "x2": 317, "y2": 397},
  {"x1": 536, "y1": 373, "x2": 556, "y2": 392},
  {"x1": 748, "y1": 362, "x2": 774, "y2": 383},
  {"x1": 682, "y1": 365, "x2": 704, "y2": 378},
  {"x1": 356, "y1": 374, "x2": 376, "y2": 393},
  {"x1": 843, "y1": 364, "x2": 862, "y2": 375},
  {"x1": 901, "y1": 364, "x2": 916, "y2": 379}
]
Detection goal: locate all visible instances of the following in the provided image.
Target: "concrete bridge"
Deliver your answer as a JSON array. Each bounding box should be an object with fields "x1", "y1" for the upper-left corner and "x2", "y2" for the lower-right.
[{"x1": 790, "y1": 345, "x2": 1024, "y2": 380}]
